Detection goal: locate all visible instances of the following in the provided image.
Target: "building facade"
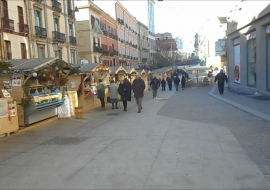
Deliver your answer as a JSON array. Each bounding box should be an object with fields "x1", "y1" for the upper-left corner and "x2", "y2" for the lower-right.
[
  {"x1": 148, "y1": 0, "x2": 155, "y2": 64},
  {"x1": 138, "y1": 21, "x2": 149, "y2": 65},
  {"x1": 0, "y1": 0, "x2": 78, "y2": 63},
  {"x1": 100, "y1": 9, "x2": 119, "y2": 67},
  {"x1": 76, "y1": 1, "x2": 102, "y2": 63},
  {"x1": 115, "y1": 1, "x2": 138, "y2": 66},
  {"x1": 225, "y1": 1, "x2": 270, "y2": 97}
]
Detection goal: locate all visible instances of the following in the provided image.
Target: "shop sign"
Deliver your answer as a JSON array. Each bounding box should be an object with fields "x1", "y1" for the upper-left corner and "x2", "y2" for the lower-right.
[
  {"x1": 247, "y1": 31, "x2": 256, "y2": 40},
  {"x1": 266, "y1": 25, "x2": 270, "y2": 34},
  {"x1": 215, "y1": 40, "x2": 226, "y2": 55},
  {"x1": 3, "y1": 79, "x2": 12, "y2": 91},
  {"x1": 234, "y1": 38, "x2": 240, "y2": 45},
  {"x1": 0, "y1": 99, "x2": 8, "y2": 118}
]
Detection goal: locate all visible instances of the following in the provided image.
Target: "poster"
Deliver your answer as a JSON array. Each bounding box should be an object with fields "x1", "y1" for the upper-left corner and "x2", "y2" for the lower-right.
[
  {"x1": 12, "y1": 74, "x2": 22, "y2": 86},
  {"x1": 8, "y1": 103, "x2": 16, "y2": 117},
  {"x1": 1, "y1": 89, "x2": 11, "y2": 98},
  {"x1": 234, "y1": 44, "x2": 241, "y2": 83},
  {"x1": 0, "y1": 99, "x2": 8, "y2": 118},
  {"x1": 215, "y1": 40, "x2": 226, "y2": 55},
  {"x1": 3, "y1": 80, "x2": 12, "y2": 90}
]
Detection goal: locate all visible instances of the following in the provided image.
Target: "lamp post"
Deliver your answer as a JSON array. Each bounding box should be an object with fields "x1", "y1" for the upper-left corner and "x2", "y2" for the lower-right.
[
  {"x1": 52, "y1": 40, "x2": 58, "y2": 58},
  {"x1": 100, "y1": 54, "x2": 104, "y2": 64}
]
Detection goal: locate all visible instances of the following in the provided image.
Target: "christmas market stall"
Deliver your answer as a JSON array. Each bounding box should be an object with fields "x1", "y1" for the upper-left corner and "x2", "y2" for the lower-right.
[
  {"x1": 109, "y1": 66, "x2": 128, "y2": 83},
  {"x1": 152, "y1": 66, "x2": 176, "y2": 80},
  {"x1": 123, "y1": 67, "x2": 138, "y2": 84},
  {"x1": 67, "y1": 62, "x2": 110, "y2": 113},
  {"x1": 7, "y1": 58, "x2": 76, "y2": 127},
  {"x1": 0, "y1": 61, "x2": 19, "y2": 136}
]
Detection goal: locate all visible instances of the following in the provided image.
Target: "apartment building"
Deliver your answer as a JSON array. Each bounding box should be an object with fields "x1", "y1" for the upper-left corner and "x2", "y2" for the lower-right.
[
  {"x1": 115, "y1": 1, "x2": 138, "y2": 66},
  {"x1": 138, "y1": 21, "x2": 149, "y2": 65},
  {"x1": 0, "y1": 0, "x2": 30, "y2": 60},
  {"x1": 0, "y1": 0, "x2": 78, "y2": 63},
  {"x1": 76, "y1": 1, "x2": 102, "y2": 63},
  {"x1": 100, "y1": 9, "x2": 119, "y2": 67}
]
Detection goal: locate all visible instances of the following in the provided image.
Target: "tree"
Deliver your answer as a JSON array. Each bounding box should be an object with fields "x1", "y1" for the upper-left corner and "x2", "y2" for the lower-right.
[{"x1": 153, "y1": 52, "x2": 175, "y2": 68}]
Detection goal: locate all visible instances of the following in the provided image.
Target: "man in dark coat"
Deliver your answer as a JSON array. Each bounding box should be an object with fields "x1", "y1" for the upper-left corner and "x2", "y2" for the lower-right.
[
  {"x1": 181, "y1": 75, "x2": 186, "y2": 90},
  {"x1": 166, "y1": 77, "x2": 173, "y2": 91},
  {"x1": 215, "y1": 70, "x2": 228, "y2": 94},
  {"x1": 132, "y1": 74, "x2": 145, "y2": 113},
  {"x1": 150, "y1": 76, "x2": 160, "y2": 98},
  {"x1": 118, "y1": 80, "x2": 131, "y2": 111},
  {"x1": 174, "y1": 76, "x2": 180, "y2": 91}
]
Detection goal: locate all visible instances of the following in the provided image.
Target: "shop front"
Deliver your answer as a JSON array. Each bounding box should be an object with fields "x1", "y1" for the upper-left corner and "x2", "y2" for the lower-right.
[{"x1": 7, "y1": 58, "x2": 76, "y2": 127}]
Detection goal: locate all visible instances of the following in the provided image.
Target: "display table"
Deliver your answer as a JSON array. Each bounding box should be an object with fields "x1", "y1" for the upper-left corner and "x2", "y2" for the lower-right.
[{"x1": 0, "y1": 98, "x2": 19, "y2": 136}]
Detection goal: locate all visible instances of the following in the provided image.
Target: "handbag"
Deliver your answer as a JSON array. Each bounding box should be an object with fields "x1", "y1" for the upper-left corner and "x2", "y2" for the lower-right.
[{"x1": 107, "y1": 96, "x2": 110, "y2": 103}]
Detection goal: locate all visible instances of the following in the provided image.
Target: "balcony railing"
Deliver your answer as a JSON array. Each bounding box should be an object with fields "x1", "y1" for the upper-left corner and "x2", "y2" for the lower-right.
[
  {"x1": 102, "y1": 30, "x2": 108, "y2": 36},
  {"x1": 2, "y1": 18, "x2": 14, "y2": 31},
  {"x1": 52, "y1": 0, "x2": 62, "y2": 12},
  {"x1": 18, "y1": 23, "x2": 29, "y2": 34},
  {"x1": 68, "y1": 8, "x2": 74, "y2": 18},
  {"x1": 35, "y1": 26, "x2": 47, "y2": 37},
  {"x1": 69, "y1": 36, "x2": 76, "y2": 45},
  {"x1": 52, "y1": 31, "x2": 65, "y2": 42}
]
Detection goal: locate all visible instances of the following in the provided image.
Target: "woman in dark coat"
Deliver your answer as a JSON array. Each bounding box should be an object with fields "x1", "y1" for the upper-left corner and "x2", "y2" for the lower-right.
[
  {"x1": 118, "y1": 80, "x2": 131, "y2": 111},
  {"x1": 161, "y1": 78, "x2": 166, "y2": 91},
  {"x1": 181, "y1": 75, "x2": 186, "y2": 90}
]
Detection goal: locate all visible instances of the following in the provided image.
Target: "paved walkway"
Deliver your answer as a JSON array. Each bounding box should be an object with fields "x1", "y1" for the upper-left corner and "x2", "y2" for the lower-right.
[{"x1": 0, "y1": 86, "x2": 269, "y2": 189}]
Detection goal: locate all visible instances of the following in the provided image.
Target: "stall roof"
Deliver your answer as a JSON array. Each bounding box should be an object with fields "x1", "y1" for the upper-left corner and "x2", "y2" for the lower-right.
[
  {"x1": 11, "y1": 57, "x2": 58, "y2": 71},
  {"x1": 80, "y1": 63, "x2": 109, "y2": 72},
  {"x1": 124, "y1": 67, "x2": 138, "y2": 74},
  {"x1": 152, "y1": 66, "x2": 175, "y2": 74},
  {"x1": 109, "y1": 66, "x2": 127, "y2": 74}
]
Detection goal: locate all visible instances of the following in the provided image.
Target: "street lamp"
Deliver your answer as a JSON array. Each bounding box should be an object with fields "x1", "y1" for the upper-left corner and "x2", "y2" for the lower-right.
[{"x1": 52, "y1": 40, "x2": 58, "y2": 58}]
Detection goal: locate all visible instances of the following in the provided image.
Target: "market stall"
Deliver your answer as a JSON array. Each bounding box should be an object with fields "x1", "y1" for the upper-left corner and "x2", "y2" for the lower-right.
[
  {"x1": 67, "y1": 63, "x2": 110, "y2": 113},
  {"x1": 124, "y1": 67, "x2": 138, "y2": 84},
  {"x1": 7, "y1": 58, "x2": 76, "y2": 126},
  {"x1": 109, "y1": 66, "x2": 127, "y2": 83}
]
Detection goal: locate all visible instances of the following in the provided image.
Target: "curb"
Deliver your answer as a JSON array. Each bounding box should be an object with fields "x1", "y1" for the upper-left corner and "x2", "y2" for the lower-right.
[{"x1": 208, "y1": 86, "x2": 270, "y2": 123}]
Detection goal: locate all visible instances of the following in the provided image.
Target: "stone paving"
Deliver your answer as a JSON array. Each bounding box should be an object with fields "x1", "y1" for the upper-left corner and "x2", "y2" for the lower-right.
[{"x1": 0, "y1": 86, "x2": 269, "y2": 189}]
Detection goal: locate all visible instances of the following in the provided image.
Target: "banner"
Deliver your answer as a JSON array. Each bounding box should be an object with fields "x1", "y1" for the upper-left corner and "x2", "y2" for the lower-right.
[{"x1": 215, "y1": 40, "x2": 226, "y2": 55}]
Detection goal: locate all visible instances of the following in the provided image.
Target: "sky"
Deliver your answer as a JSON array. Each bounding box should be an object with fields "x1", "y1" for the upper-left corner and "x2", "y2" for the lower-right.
[{"x1": 93, "y1": 0, "x2": 238, "y2": 53}]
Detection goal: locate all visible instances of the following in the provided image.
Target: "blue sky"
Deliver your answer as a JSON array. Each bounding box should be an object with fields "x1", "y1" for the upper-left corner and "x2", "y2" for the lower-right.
[{"x1": 94, "y1": 0, "x2": 238, "y2": 52}]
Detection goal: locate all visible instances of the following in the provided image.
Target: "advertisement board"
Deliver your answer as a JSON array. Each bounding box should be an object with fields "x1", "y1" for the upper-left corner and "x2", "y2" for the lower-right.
[{"x1": 215, "y1": 40, "x2": 226, "y2": 55}]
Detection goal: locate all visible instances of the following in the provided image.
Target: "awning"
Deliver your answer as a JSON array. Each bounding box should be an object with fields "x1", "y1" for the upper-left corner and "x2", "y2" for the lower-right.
[
  {"x1": 186, "y1": 66, "x2": 210, "y2": 71},
  {"x1": 11, "y1": 57, "x2": 58, "y2": 71}
]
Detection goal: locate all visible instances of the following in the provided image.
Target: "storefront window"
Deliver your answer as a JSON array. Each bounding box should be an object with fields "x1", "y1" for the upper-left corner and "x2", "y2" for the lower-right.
[
  {"x1": 267, "y1": 26, "x2": 270, "y2": 91},
  {"x1": 247, "y1": 32, "x2": 256, "y2": 87}
]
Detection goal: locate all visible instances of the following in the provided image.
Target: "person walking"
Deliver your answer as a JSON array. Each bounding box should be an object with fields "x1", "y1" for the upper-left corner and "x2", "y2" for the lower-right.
[
  {"x1": 132, "y1": 74, "x2": 145, "y2": 113},
  {"x1": 97, "y1": 79, "x2": 105, "y2": 109},
  {"x1": 215, "y1": 69, "x2": 228, "y2": 94},
  {"x1": 150, "y1": 76, "x2": 160, "y2": 98},
  {"x1": 166, "y1": 77, "x2": 172, "y2": 91},
  {"x1": 109, "y1": 80, "x2": 118, "y2": 109},
  {"x1": 161, "y1": 78, "x2": 166, "y2": 91},
  {"x1": 174, "y1": 76, "x2": 180, "y2": 91},
  {"x1": 118, "y1": 80, "x2": 130, "y2": 111},
  {"x1": 124, "y1": 78, "x2": 132, "y2": 102},
  {"x1": 181, "y1": 75, "x2": 186, "y2": 90}
]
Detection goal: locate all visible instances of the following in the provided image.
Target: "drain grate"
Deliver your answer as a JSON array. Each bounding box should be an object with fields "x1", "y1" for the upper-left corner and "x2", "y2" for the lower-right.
[
  {"x1": 42, "y1": 137, "x2": 89, "y2": 145},
  {"x1": 248, "y1": 96, "x2": 270, "y2": 101},
  {"x1": 107, "y1": 113, "x2": 120, "y2": 115}
]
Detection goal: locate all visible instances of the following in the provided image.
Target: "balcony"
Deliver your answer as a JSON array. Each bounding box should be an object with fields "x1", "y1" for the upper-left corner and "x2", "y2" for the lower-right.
[
  {"x1": 121, "y1": 39, "x2": 124, "y2": 43},
  {"x1": 127, "y1": 56, "x2": 130, "y2": 59},
  {"x1": 18, "y1": 23, "x2": 29, "y2": 34},
  {"x1": 68, "y1": 8, "x2": 75, "y2": 18},
  {"x1": 52, "y1": 0, "x2": 62, "y2": 12},
  {"x1": 93, "y1": 46, "x2": 103, "y2": 53},
  {"x1": 69, "y1": 36, "x2": 77, "y2": 45},
  {"x1": 52, "y1": 31, "x2": 65, "y2": 43},
  {"x1": 2, "y1": 18, "x2": 14, "y2": 32},
  {"x1": 123, "y1": 55, "x2": 126, "y2": 58},
  {"x1": 35, "y1": 26, "x2": 47, "y2": 37},
  {"x1": 102, "y1": 30, "x2": 107, "y2": 36}
]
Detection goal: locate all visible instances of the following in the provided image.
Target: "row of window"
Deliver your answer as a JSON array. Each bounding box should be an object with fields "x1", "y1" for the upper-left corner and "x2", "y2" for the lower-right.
[
  {"x1": 3, "y1": 41, "x2": 26, "y2": 60},
  {"x1": 116, "y1": 9, "x2": 138, "y2": 33},
  {"x1": 118, "y1": 46, "x2": 138, "y2": 58}
]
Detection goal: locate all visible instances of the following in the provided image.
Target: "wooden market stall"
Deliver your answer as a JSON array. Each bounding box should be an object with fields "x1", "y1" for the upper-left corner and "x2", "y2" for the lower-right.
[
  {"x1": 7, "y1": 58, "x2": 75, "y2": 127},
  {"x1": 109, "y1": 66, "x2": 128, "y2": 83},
  {"x1": 124, "y1": 67, "x2": 138, "y2": 84},
  {"x1": 66, "y1": 63, "x2": 110, "y2": 113},
  {"x1": 152, "y1": 66, "x2": 175, "y2": 80}
]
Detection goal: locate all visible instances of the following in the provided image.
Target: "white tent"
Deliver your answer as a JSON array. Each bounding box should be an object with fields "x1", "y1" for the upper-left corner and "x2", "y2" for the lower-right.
[{"x1": 186, "y1": 66, "x2": 210, "y2": 83}]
